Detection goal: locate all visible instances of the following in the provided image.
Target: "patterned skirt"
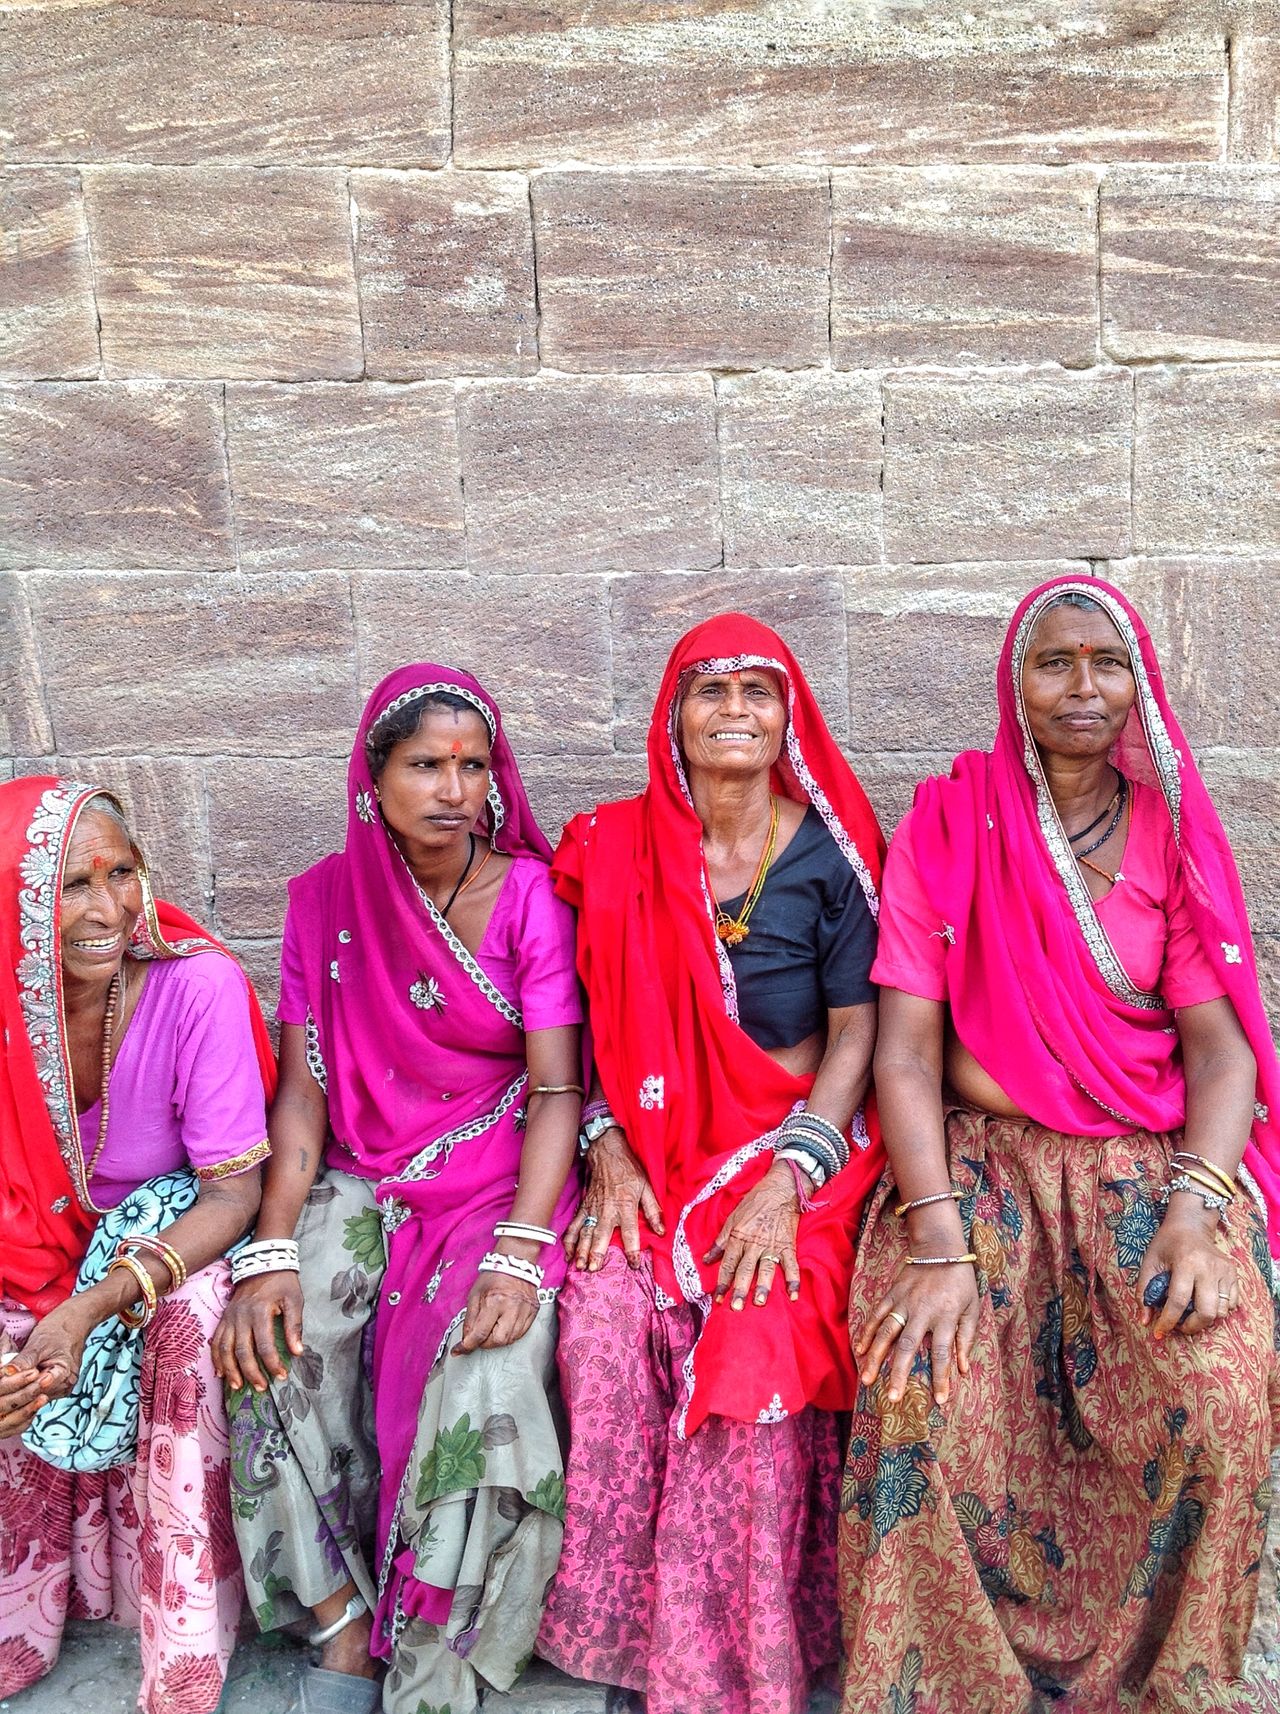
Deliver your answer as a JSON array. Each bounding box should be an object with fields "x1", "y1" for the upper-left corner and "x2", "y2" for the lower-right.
[
  {"x1": 838, "y1": 1108, "x2": 1280, "y2": 1714},
  {"x1": 0, "y1": 1263, "x2": 243, "y2": 1714}
]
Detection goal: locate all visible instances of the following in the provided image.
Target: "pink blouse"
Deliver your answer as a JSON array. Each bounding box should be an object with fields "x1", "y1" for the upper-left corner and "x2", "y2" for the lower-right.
[
  {"x1": 81, "y1": 951, "x2": 270, "y2": 1209},
  {"x1": 873, "y1": 781, "x2": 1224, "y2": 1012}
]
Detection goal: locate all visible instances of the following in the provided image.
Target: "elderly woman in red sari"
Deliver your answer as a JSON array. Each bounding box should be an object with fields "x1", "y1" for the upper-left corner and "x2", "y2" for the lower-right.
[
  {"x1": 0, "y1": 778, "x2": 274, "y2": 1714},
  {"x1": 841, "y1": 576, "x2": 1280, "y2": 1713},
  {"x1": 538, "y1": 614, "x2": 886, "y2": 1714},
  {"x1": 214, "y1": 665, "x2": 582, "y2": 1714}
]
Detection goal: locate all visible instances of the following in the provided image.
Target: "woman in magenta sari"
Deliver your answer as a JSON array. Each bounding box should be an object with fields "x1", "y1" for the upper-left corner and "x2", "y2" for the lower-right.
[
  {"x1": 839, "y1": 576, "x2": 1280, "y2": 1712},
  {"x1": 214, "y1": 666, "x2": 582, "y2": 1714}
]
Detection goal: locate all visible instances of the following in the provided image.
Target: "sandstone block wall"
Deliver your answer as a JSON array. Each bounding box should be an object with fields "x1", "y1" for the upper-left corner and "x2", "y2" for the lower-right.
[{"x1": 1, "y1": 1, "x2": 1278, "y2": 1036}]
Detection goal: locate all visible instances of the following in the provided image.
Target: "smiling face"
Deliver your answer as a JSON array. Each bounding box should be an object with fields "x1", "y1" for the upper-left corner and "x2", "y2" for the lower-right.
[
  {"x1": 374, "y1": 705, "x2": 493, "y2": 853},
  {"x1": 59, "y1": 808, "x2": 143, "y2": 987},
  {"x1": 1020, "y1": 601, "x2": 1136, "y2": 760},
  {"x1": 678, "y1": 667, "x2": 788, "y2": 779}
]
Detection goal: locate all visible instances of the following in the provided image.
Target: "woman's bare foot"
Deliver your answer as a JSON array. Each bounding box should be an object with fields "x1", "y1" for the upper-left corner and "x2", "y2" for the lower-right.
[{"x1": 319, "y1": 1609, "x2": 378, "y2": 1680}]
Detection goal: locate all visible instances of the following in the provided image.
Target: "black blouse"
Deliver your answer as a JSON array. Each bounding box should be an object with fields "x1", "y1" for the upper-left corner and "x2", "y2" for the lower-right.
[{"x1": 719, "y1": 804, "x2": 877, "y2": 1051}]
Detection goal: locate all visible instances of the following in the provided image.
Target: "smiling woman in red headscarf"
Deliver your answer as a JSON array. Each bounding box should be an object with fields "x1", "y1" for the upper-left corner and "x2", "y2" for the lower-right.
[
  {"x1": 538, "y1": 614, "x2": 885, "y2": 1714},
  {"x1": 840, "y1": 576, "x2": 1280, "y2": 1714}
]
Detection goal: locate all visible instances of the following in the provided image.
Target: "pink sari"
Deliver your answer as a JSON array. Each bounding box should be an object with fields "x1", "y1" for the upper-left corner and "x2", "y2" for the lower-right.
[
  {"x1": 279, "y1": 665, "x2": 577, "y2": 1655},
  {"x1": 908, "y1": 573, "x2": 1280, "y2": 1252}
]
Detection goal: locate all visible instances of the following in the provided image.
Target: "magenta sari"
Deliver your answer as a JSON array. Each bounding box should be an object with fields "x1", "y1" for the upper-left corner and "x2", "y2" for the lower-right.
[
  {"x1": 907, "y1": 573, "x2": 1280, "y2": 1253},
  {"x1": 280, "y1": 665, "x2": 577, "y2": 1656}
]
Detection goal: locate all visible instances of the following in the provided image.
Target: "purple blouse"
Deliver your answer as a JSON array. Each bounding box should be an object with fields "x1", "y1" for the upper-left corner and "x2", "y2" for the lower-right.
[{"x1": 80, "y1": 951, "x2": 270, "y2": 1209}]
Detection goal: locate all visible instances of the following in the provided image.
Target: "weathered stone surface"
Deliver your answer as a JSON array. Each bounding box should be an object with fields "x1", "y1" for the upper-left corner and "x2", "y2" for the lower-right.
[
  {"x1": 1199, "y1": 750, "x2": 1280, "y2": 937},
  {"x1": 718, "y1": 371, "x2": 881, "y2": 568},
  {"x1": 831, "y1": 166, "x2": 1098, "y2": 369},
  {"x1": 883, "y1": 370, "x2": 1131, "y2": 563},
  {"x1": 226, "y1": 938, "x2": 284, "y2": 1023},
  {"x1": 1101, "y1": 166, "x2": 1280, "y2": 360},
  {"x1": 1230, "y1": 37, "x2": 1279, "y2": 162},
  {"x1": 206, "y1": 756, "x2": 347, "y2": 937},
  {"x1": 28, "y1": 572, "x2": 359, "y2": 756},
  {"x1": 353, "y1": 572, "x2": 614, "y2": 755},
  {"x1": 1105, "y1": 557, "x2": 1280, "y2": 751},
  {"x1": 455, "y1": 6, "x2": 1225, "y2": 168},
  {"x1": 0, "y1": 169, "x2": 99, "y2": 380},
  {"x1": 844, "y1": 565, "x2": 1056, "y2": 753},
  {"x1": 0, "y1": 573, "x2": 53, "y2": 753},
  {"x1": 226, "y1": 383, "x2": 464, "y2": 571},
  {"x1": 355, "y1": 171, "x2": 537, "y2": 379},
  {"x1": 1133, "y1": 367, "x2": 1280, "y2": 555},
  {"x1": 853, "y1": 751, "x2": 956, "y2": 840},
  {"x1": 517, "y1": 751, "x2": 650, "y2": 844},
  {"x1": 85, "y1": 168, "x2": 362, "y2": 381},
  {"x1": 0, "y1": 383, "x2": 233, "y2": 570},
  {"x1": 457, "y1": 376, "x2": 720, "y2": 574},
  {"x1": 0, "y1": 0, "x2": 449, "y2": 166},
  {"x1": 610, "y1": 569, "x2": 850, "y2": 751},
  {"x1": 14, "y1": 754, "x2": 214, "y2": 921},
  {"x1": 533, "y1": 169, "x2": 828, "y2": 371}
]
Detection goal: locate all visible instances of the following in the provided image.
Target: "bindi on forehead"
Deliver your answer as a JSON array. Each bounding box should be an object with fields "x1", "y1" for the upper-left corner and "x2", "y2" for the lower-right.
[{"x1": 450, "y1": 740, "x2": 463, "y2": 757}]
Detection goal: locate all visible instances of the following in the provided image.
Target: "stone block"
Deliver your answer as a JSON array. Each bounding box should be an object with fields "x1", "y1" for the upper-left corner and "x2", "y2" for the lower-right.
[
  {"x1": 844, "y1": 565, "x2": 1054, "y2": 754},
  {"x1": 206, "y1": 756, "x2": 348, "y2": 938},
  {"x1": 28, "y1": 571, "x2": 359, "y2": 756},
  {"x1": 0, "y1": 573, "x2": 53, "y2": 753},
  {"x1": 1105, "y1": 557, "x2": 1280, "y2": 752},
  {"x1": 533, "y1": 169, "x2": 828, "y2": 371},
  {"x1": 355, "y1": 170, "x2": 537, "y2": 379},
  {"x1": 1133, "y1": 368, "x2": 1280, "y2": 555},
  {"x1": 1101, "y1": 166, "x2": 1280, "y2": 360},
  {"x1": 831, "y1": 166, "x2": 1098, "y2": 369},
  {"x1": 0, "y1": 383, "x2": 233, "y2": 570},
  {"x1": 519, "y1": 751, "x2": 650, "y2": 844},
  {"x1": 718, "y1": 371, "x2": 881, "y2": 569},
  {"x1": 226, "y1": 939, "x2": 284, "y2": 1026},
  {"x1": 0, "y1": 0, "x2": 449, "y2": 166},
  {"x1": 852, "y1": 751, "x2": 957, "y2": 841},
  {"x1": 85, "y1": 168, "x2": 362, "y2": 381},
  {"x1": 1230, "y1": 37, "x2": 1279, "y2": 162},
  {"x1": 225, "y1": 383, "x2": 464, "y2": 571},
  {"x1": 353, "y1": 572, "x2": 614, "y2": 756},
  {"x1": 610, "y1": 569, "x2": 850, "y2": 752},
  {"x1": 1198, "y1": 750, "x2": 1280, "y2": 937},
  {"x1": 458, "y1": 376, "x2": 720, "y2": 574},
  {"x1": 883, "y1": 369, "x2": 1132, "y2": 563},
  {"x1": 0, "y1": 169, "x2": 99, "y2": 380},
  {"x1": 15, "y1": 754, "x2": 214, "y2": 922},
  {"x1": 455, "y1": 6, "x2": 1224, "y2": 168}
]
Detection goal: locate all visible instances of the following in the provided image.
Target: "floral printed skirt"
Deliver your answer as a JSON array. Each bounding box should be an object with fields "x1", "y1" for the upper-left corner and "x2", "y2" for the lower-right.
[
  {"x1": 538, "y1": 1249, "x2": 842, "y2": 1714},
  {"x1": 0, "y1": 1263, "x2": 243, "y2": 1714},
  {"x1": 839, "y1": 1108, "x2": 1280, "y2": 1714},
  {"x1": 228, "y1": 1169, "x2": 566, "y2": 1714}
]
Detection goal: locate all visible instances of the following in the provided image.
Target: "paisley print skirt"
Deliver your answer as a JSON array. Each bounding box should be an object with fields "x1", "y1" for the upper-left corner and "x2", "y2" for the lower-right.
[
  {"x1": 539, "y1": 1249, "x2": 842, "y2": 1714},
  {"x1": 0, "y1": 1263, "x2": 243, "y2": 1714},
  {"x1": 839, "y1": 1108, "x2": 1280, "y2": 1714}
]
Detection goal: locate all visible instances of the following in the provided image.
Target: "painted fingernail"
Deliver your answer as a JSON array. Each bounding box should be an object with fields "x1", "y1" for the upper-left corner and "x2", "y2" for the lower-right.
[
  {"x1": 754, "y1": 1293, "x2": 766, "y2": 1306},
  {"x1": 788, "y1": 1290, "x2": 799, "y2": 1302},
  {"x1": 731, "y1": 1297, "x2": 743, "y2": 1311}
]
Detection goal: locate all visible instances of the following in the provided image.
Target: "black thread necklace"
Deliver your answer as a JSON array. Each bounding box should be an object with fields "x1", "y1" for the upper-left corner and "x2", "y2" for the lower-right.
[
  {"x1": 1066, "y1": 778, "x2": 1120, "y2": 848},
  {"x1": 1072, "y1": 774, "x2": 1128, "y2": 861},
  {"x1": 439, "y1": 834, "x2": 476, "y2": 918}
]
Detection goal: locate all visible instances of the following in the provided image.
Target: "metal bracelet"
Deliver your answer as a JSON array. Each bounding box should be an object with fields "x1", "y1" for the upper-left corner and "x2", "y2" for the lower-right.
[
  {"x1": 1168, "y1": 1173, "x2": 1232, "y2": 1221},
  {"x1": 478, "y1": 1250, "x2": 545, "y2": 1288}
]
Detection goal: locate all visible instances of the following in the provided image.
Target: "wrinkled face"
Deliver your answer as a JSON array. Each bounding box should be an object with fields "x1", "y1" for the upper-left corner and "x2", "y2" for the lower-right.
[
  {"x1": 60, "y1": 809, "x2": 143, "y2": 984},
  {"x1": 678, "y1": 666, "x2": 788, "y2": 779},
  {"x1": 376, "y1": 706, "x2": 493, "y2": 850},
  {"x1": 1020, "y1": 603, "x2": 1136, "y2": 760}
]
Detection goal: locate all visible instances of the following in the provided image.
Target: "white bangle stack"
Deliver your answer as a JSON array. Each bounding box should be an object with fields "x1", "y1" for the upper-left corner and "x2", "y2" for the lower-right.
[
  {"x1": 493, "y1": 1221, "x2": 557, "y2": 1247},
  {"x1": 478, "y1": 1250, "x2": 544, "y2": 1288},
  {"x1": 230, "y1": 1238, "x2": 301, "y2": 1286}
]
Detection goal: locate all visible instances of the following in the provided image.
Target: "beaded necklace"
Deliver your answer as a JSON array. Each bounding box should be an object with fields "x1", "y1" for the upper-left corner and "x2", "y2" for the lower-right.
[
  {"x1": 83, "y1": 964, "x2": 126, "y2": 1181},
  {"x1": 708, "y1": 796, "x2": 779, "y2": 947}
]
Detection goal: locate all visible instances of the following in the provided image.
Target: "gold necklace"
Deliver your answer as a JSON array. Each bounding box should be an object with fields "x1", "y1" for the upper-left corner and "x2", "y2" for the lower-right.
[{"x1": 709, "y1": 797, "x2": 779, "y2": 947}]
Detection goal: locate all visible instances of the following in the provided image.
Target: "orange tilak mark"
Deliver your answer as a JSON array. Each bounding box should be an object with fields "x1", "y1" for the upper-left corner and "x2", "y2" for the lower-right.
[
  {"x1": 91, "y1": 855, "x2": 109, "y2": 872},
  {"x1": 450, "y1": 740, "x2": 463, "y2": 757},
  {"x1": 1077, "y1": 644, "x2": 1097, "y2": 655}
]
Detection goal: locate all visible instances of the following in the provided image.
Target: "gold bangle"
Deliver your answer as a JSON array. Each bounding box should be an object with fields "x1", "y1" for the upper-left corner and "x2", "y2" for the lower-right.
[
  {"x1": 904, "y1": 1253, "x2": 979, "y2": 1267},
  {"x1": 895, "y1": 1190, "x2": 964, "y2": 1220},
  {"x1": 119, "y1": 1235, "x2": 187, "y2": 1293},
  {"x1": 1170, "y1": 1153, "x2": 1237, "y2": 1199},
  {"x1": 529, "y1": 1084, "x2": 585, "y2": 1097},
  {"x1": 1174, "y1": 1166, "x2": 1236, "y2": 1203},
  {"x1": 107, "y1": 1254, "x2": 159, "y2": 1328}
]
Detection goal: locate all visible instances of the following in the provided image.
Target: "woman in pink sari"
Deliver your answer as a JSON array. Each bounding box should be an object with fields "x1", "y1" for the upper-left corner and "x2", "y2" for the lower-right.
[
  {"x1": 839, "y1": 576, "x2": 1280, "y2": 1713},
  {"x1": 213, "y1": 666, "x2": 582, "y2": 1714}
]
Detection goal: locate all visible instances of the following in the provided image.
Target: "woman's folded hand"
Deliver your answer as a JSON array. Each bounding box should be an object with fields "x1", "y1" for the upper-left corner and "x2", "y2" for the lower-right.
[
  {"x1": 566, "y1": 1129, "x2": 665, "y2": 1273},
  {"x1": 1138, "y1": 1201, "x2": 1239, "y2": 1339},
  {"x1": 211, "y1": 1272, "x2": 306, "y2": 1394},
  {"x1": 705, "y1": 1160, "x2": 803, "y2": 1309},
  {"x1": 452, "y1": 1273, "x2": 538, "y2": 1356},
  {"x1": 855, "y1": 1261, "x2": 980, "y2": 1409}
]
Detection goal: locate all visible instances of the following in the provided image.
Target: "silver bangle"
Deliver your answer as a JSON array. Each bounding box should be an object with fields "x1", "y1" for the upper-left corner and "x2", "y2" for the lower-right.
[
  {"x1": 230, "y1": 1239, "x2": 300, "y2": 1286},
  {"x1": 1168, "y1": 1174, "x2": 1232, "y2": 1222},
  {"x1": 775, "y1": 1146, "x2": 829, "y2": 1190},
  {"x1": 493, "y1": 1221, "x2": 557, "y2": 1247},
  {"x1": 478, "y1": 1250, "x2": 544, "y2": 1288}
]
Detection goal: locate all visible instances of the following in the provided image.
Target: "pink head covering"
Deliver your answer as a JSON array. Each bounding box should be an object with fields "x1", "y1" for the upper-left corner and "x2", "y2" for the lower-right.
[
  {"x1": 909, "y1": 574, "x2": 1280, "y2": 1252},
  {"x1": 286, "y1": 663, "x2": 552, "y2": 1178}
]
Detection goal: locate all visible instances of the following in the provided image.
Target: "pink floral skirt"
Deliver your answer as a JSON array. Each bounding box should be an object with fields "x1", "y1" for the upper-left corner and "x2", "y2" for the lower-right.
[
  {"x1": 0, "y1": 1263, "x2": 243, "y2": 1714},
  {"x1": 538, "y1": 1249, "x2": 841, "y2": 1714}
]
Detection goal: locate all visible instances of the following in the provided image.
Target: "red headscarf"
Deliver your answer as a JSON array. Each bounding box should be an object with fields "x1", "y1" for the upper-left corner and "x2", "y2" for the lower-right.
[
  {"x1": 907, "y1": 574, "x2": 1280, "y2": 1253},
  {"x1": 0, "y1": 777, "x2": 276, "y2": 1315},
  {"x1": 554, "y1": 614, "x2": 886, "y2": 1433}
]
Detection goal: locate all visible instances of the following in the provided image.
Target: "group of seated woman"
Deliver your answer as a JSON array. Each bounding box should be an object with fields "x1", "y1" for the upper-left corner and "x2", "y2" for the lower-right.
[{"x1": 1, "y1": 575, "x2": 1278, "y2": 1714}]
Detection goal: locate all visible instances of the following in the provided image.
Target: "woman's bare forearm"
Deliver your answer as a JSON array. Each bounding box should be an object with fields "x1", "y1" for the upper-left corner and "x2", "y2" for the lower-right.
[
  {"x1": 805, "y1": 1002, "x2": 876, "y2": 1132},
  {"x1": 874, "y1": 992, "x2": 967, "y2": 1254},
  {"x1": 499, "y1": 1026, "x2": 581, "y2": 1258}
]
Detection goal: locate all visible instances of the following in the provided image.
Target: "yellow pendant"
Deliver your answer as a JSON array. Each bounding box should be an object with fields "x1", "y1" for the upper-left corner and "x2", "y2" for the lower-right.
[{"x1": 716, "y1": 916, "x2": 749, "y2": 946}]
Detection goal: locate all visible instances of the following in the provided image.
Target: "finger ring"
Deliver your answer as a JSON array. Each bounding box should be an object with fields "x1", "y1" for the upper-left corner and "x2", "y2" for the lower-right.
[
  {"x1": 760, "y1": 1254, "x2": 782, "y2": 1264},
  {"x1": 888, "y1": 1309, "x2": 908, "y2": 1329},
  {"x1": 581, "y1": 1215, "x2": 599, "y2": 1229},
  {"x1": 1217, "y1": 1290, "x2": 1231, "y2": 1299}
]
